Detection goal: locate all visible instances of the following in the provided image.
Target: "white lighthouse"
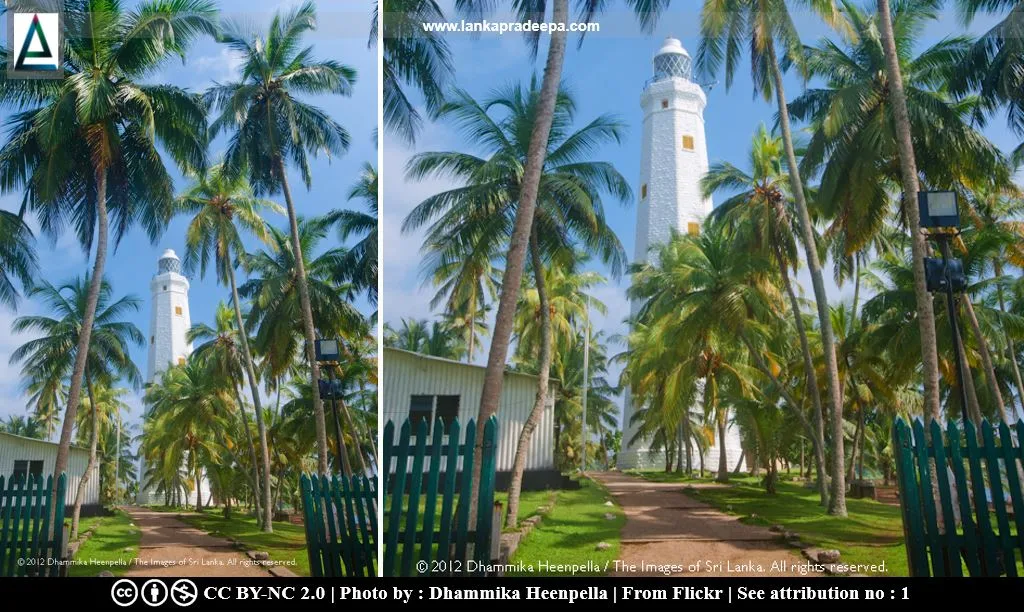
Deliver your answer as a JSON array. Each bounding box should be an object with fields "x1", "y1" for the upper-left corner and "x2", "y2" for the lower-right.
[
  {"x1": 139, "y1": 249, "x2": 210, "y2": 506},
  {"x1": 618, "y1": 38, "x2": 745, "y2": 472},
  {"x1": 146, "y1": 249, "x2": 193, "y2": 384}
]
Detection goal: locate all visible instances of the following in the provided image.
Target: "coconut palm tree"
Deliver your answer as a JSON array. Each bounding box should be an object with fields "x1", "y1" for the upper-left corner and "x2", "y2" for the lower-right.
[
  {"x1": 405, "y1": 80, "x2": 630, "y2": 526},
  {"x1": 697, "y1": 0, "x2": 850, "y2": 515},
  {"x1": 178, "y1": 163, "x2": 281, "y2": 532},
  {"x1": 239, "y1": 218, "x2": 366, "y2": 382},
  {"x1": 187, "y1": 303, "x2": 265, "y2": 525},
  {"x1": 383, "y1": 317, "x2": 464, "y2": 360},
  {"x1": 629, "y1": 220, "x2": 763, "y2": 482},
  {"x1": 74, "y1": 382, "x2": 129, "y2": 528},
  {"x1": 0, "y1": 414, "x2": 46, "y2": 439},
  {"x1": 9, "y1": 275, "x2": 142, "y2": 535},
  {"x1": 0, "y1": 210, "x2": 36, "y2": 310},
  {"x1": 0, "y1": 0, "x2": 216, "y2": 488},
  {"x1": 868, "y1": 0, "x2": 945, "y2": 433},
  {"x1": 952, "y1": 0, "x2": 1024, "y2": 163},
  {"x1": 375, "y1": 0, "x2": 453, "y2": 143},
  {"x1": 325, "y1": 162, "x2": 378, "y2": 306},
  {"x1": 703, "y1": 123, "x2": 830, "y2": 506},
  {"x1": 206, "y1": 1, "x2": 356, "y2": 474},
  {"x1": 143, "y1": 358, "x2": 232, "y2": 512}
]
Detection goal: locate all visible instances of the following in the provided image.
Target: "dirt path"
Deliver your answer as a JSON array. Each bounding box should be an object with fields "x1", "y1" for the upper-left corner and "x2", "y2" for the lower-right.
[
  {"x1": 122, "y1": 507, "x2": 271, "y2": 577},
  {"x1": 591, "y1": 472, "x2": 819, "y2": 577}
]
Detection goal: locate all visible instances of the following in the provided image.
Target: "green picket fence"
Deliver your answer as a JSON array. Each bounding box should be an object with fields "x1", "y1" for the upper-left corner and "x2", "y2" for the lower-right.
[
  {"x1": 382, "y1": 416, "x2": 500, "y2": 577},
  {"x1": 893, "y1": 417, "x2": 1024, "y2": 576},
  {"x1": 0, "y1": 473, "x2": 67, "y2": 577},
  {"x1": 299, "y1": 473, "x2": 377, "y2": 577}
]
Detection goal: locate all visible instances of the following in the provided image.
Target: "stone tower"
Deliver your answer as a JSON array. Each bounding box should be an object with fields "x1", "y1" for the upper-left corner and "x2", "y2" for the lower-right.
[
  {"x1": 146, "y1": 249, "x2": 193, "y2": 384},
  {"x1": 618, "y1": 38, "x2": 744, "y2": 472}
]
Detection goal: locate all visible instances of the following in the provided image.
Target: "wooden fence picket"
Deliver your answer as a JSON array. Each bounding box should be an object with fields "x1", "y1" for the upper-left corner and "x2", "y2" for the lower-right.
[
  {"x1": 893, "y1": 417, "x2": 1024, "y2": 576},
  {"x1": 382, "y1": 416, "x2": 500, "y2": 577}
]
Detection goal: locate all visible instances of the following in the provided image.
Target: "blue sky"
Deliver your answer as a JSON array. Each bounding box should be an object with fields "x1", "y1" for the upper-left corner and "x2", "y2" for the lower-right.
[
  {"x1": 382, "y1": 2, "x2": 1022, "y2": 421},
  {"x1": 0, "y1": 0, "x2": 379, "y2": 438}
]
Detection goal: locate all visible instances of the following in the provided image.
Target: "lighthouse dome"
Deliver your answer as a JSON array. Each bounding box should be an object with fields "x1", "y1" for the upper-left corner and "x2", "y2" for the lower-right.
[
  {"x1": 158, "y1": 248, "x2": 182, "y2": 274},
  {"x1": 652, "y1": 36, "x2": 692, "y2": 82}
]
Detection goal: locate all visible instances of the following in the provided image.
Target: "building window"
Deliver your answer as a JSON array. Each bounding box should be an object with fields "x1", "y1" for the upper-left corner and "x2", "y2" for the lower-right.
[
  {"x1": 409, "y1": 395, "x2": 434, "y2": 434},
  {"x1": 175, "y1": 306, "x2": 183, "y2": 316},
  {"x1": 12, "y1": 460, "x2": 44, "y2": 482},
  {"x1": 682, "y1": 135, "x2": 695, "y2": 151},
  {"x1": 407, "y1": 394, "x2": 462, "y2": 435},
  {"x1": 688, "y1": 222, "x2": 700, "y2": 236},
  {"x1": 177, "y1": 357, "x2": 186, "y2": 366},
  {"x1": 641, "y1": 184, "x2": 648, "y2": 199},
  {"x1": 661, "y1": 99, "x2": 668, "y2": 109},
  {"x1": 435, "y1": 395, "x2": 461, "y2": 433},
  {"x1": 163, "y1": 285, "x2": 168, "y2": 291}
]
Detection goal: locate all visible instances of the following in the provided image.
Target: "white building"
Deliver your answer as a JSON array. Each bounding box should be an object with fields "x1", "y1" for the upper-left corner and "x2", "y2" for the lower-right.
[
  {"x1": 0, "y1": 432, "x2": 100, "y2": 511},
  {"x1": 382, "y1": 348, "x2": 563, "y2": 489},
  {"x1": 138, "y1": 249, "x2": 211, "y2": 506},
  {"x1": 618, "y1": 38, "x2": 746, "y2": 473}
]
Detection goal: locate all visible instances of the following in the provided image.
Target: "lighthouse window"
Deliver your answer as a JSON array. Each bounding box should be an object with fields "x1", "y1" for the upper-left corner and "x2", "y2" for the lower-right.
[
  {"x1": 150, "y1": 336, "x2": 155, "y2": 344},
  {"x1": 660, "y1": 99, "x2": 668, "y2": 109},
  {"x1": 175, "y1": 306, "x2": 183, "y2": 316},
  {"x1": 682, "y1": 135, "x2": 695, "y2": 151},
  {"x1": 641, "y1": 184, "x2": 648, "y2": 199},
  {"x1": 163, "y1": 285, "x2": 167, "y2": 291},
  {"x1": 688, "y1": 222, "x2": 700, "y2": 236}
]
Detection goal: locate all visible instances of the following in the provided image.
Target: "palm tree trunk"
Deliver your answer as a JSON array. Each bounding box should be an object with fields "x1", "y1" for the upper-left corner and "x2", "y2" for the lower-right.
[
  {"x1": 469, "y1": 0, "x2": 568, "y2": 525},
  {"x1": 71, "y1": 373, "x2": 99, "y2": 540},
  {"x1": 741, "y1": 334, "x2": 830, "y2": 506},
  {"x1": 962, "y1": 297, "x2": 1010, "y2": 424},
  {"x1": 847, "y1": 406, "x2": 862, "y2": 483},
  {"x1": 506, "y1": 231, "x2": 553, "y2": 529},
  {"x1": 876, "y1": 0, "x2": 943, "y2": 423},
  {"x1": 275, "y1": 157, "x2": 329, "y2": 475},
  {"x1": 716, "y1": 407, "x2": 729, "y2": 483},
  {"x1": 231, "y1": 382, "x2": 263, "y2": 526},
  {"x1": 995, "y1": 262, "x2": 1024, "y2": 416},
  {"x1": 195, "y1": 459, "x2": 203, "y2": 512},
  {"x1": 683, "y1": 419, "x2": 693, "y2": 474},
  {"x1": 53, "y1": 169, "x2": 108, "y2": 518},
  {"x1": 228, "y1": 262, "x2": 273, "y2": 532},
  {"x1": 956, "y1": 324, "x2": 985, "y2": 426},
  {"x1": 773, "y1": 241, "x2": 830, "y2": 506},
  {"x1": 338, "y1": 397, "x2": 367, "y2": 474},
  {"x1": 766, "y1": 36, "x2": 846, "y2": 517}
]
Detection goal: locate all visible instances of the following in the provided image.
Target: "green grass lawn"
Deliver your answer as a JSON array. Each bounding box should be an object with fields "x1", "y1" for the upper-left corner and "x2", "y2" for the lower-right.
[
  {"x1": 630, "y1": 470, "x2": 907, "y2": 576},
  {"x1": 68, "y1": 509, "x2": 141, "y2": 577},
  {"x1": 177, "y1": 510, "x2": 311, "y2": 576},
  {"x1": 508, "y1": 477, "x2": 625, "y2": 576}
]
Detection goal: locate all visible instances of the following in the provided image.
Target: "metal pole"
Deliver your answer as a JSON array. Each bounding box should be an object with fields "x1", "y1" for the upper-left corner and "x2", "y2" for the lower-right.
[
  {"x1": 327, "y1": 369, "x2": 346, "y2": 472},
  {"x1": 581, "y1": 307, "x2": 590, "y2": 473},
  {"x1": 941, "y1": 237, "x2": 970, "y2": 424}
]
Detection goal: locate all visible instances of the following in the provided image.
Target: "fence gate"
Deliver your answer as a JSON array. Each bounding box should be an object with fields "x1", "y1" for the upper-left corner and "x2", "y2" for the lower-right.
[
  {"x1": 0, "y1": 473, "x2": 67, "y2": 577},
  {"x1": 893, "y1": 417, "x2": 1024, "y2": 576},
  {"x1": 383, "y1": 416, "x2": 500, "y2": 577},
  {"x1": 300, "y1": 474, "x2": 378, "y2": 577}
]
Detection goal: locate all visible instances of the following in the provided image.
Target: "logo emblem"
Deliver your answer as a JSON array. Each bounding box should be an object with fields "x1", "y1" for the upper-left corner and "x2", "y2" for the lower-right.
[
  {"x1": 111, "y1": 579, "x2": 139, "y2": 607},
  {"x1": 170, "y1": 579, "x2": 199, "y2": 607},
  {"x1": 8, "y1": 11, "x2": 62, "y2": 79},
  {"x1": 141, "y1": 579, "x2": 169, "y2": 607}
]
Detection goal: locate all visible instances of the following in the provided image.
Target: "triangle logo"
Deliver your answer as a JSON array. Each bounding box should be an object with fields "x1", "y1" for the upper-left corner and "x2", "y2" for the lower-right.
[{"x1": 14, "y1": 14, "x2": 58, "y2": 72}]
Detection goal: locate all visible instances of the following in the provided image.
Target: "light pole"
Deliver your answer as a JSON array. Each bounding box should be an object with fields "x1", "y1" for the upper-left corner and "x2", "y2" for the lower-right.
[
  {"x1": 919, "y1": 191, "x2": 970, "y2": 424},
  {"x1": 315, "y1": 339, "x2": 350, "y2": 475},
  {"x1": 580, "y1": 304, "x2": 590, "y2": 473}
]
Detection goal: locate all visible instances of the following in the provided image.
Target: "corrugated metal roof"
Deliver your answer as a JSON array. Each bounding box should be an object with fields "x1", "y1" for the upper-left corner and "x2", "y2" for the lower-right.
[{"x1": 0, "y1": 430, "x2": 89, "y2": 453}]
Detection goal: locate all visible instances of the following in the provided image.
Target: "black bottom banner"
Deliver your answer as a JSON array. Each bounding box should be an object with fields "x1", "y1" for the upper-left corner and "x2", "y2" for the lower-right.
[{"x1": 2, "y1": 578, "x2": 1023, "y2": 609}]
